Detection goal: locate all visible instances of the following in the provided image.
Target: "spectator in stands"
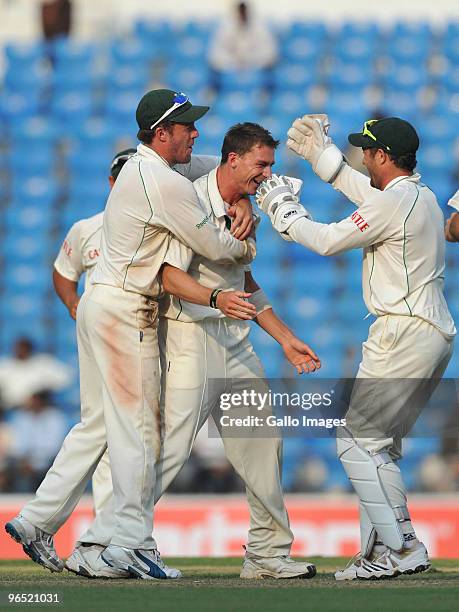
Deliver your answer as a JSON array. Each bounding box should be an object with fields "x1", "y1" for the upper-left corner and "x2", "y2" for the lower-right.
[
  {"x1": 6, "y1": 390, "x2": 68, "y2": 492},
  {"x1": 0, "y1": 337, "x2": 72, "y2": 410},
  {"x1": 208, "y1": 1, "x2": 278, "y2": 86},
  {"x1": 41, "y1": 0, "x2": 72, "y2": 41}
]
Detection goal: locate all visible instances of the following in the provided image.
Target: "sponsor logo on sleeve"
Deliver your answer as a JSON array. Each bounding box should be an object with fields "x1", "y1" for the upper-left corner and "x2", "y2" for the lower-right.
[
  {"x1": 351, "y1": 211, "x2": 370, "y2": 232},
  {"x1": 63, "y1": 240, "x2": 72, "y2": 257}
]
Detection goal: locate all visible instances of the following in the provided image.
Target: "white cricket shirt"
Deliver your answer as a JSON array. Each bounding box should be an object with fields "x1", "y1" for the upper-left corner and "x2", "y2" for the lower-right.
[
  {"x1": 53, "y1": 155, "x2": 221, "y2": 289},
  {"x1": 91, "y1": 145, "x2": 252, "y2": 298},
  {"x1": 288, "y1": 166, "x2": 456, "y2": 339},
  {"x1": 161, "y1": 166, "x2": 254, "y2": 322},
  {"x1": 54, "y1": 212, "x2": 104, "y2": 290}
]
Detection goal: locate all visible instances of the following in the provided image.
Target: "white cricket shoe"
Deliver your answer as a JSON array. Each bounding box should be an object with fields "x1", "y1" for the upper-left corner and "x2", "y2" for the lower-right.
[
  {"x1": 65, "y1": 544, "x2": 130, "y2": 579},
  {"x1": 335, "y1": 542, "x2": 430, "y2": 581},
  {"x1": 5, "y1": 515, "x2": 64, "y2": 573},
  {"x1": 101, "y1": 545, "x2": 182, "y2": 580},
  {"x1": 240, "y1": 554, "x2": 316, "y2": 579}
]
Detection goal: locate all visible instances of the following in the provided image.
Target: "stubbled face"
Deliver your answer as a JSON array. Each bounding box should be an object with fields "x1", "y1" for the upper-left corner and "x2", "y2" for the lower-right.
[
  {"x1": 168, "y1": 123, "x2": 199, "y2": 164},
  {"x1": 232, "y1": 144, "x2": 275, "y2": 195},
  {"x1": 362, "y1": 148, "x2": 384, "y2": 189}
]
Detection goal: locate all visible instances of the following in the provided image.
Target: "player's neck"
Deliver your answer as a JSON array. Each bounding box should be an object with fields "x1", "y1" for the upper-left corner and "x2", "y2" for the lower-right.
[
  {"x1": 379, "y1": 169, "x2": 412, "y2": 191},
  {"x1": 216, "y1": 164, "x2": 244, "y2": 205}
]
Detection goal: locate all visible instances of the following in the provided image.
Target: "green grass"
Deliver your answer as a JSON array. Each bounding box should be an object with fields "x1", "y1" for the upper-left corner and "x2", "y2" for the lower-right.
[{"x1": 0, "y1": 558, "x2": 458, "y2": 612}]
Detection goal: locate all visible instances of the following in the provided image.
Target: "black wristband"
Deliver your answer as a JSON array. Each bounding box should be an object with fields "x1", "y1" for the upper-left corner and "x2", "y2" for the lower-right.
[{"x1": 209, "y1": 289, "x2": 223, "y2": 308}]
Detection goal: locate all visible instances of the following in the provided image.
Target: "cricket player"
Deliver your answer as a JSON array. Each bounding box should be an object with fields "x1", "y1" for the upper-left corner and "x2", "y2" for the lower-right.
[
  {"x1": 66, "y1": 122, "x2": 320, "y2": 580},
  {"x1": 5, "y1": 89, "x2": 258, "y2": 580},
  {"x1": 256, "y1": 115, "x2": 456, "y2": 580},
  {"x1": 445, "y1": 190, "x2": 459, "y2": 242}
]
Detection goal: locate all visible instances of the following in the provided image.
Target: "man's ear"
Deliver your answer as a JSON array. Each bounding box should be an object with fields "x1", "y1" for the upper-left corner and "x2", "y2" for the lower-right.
[
  {"x1": 227, "y1": 152, "x2": 239, "y2": 168},
  {"x1": 155, "y1": 126, "x2": 171, "y2": 142}
]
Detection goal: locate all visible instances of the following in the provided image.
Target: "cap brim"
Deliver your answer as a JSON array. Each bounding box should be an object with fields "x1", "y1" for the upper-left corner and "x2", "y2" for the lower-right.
[
  {"x1": 348, "y1": 133, "x2": 377, "y2": 148},
  {"x1": 170, "y1": 104, "x2": 210, "y2": 124}
]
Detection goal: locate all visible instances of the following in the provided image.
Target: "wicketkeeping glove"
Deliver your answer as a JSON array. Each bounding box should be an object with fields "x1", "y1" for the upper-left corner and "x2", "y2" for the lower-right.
[
  {"x1": 287, "y1": 114, "x2": 345, "y2": 183},
  {"x1": 256, "y1": 175, "x2": 312, "y2": 240}
]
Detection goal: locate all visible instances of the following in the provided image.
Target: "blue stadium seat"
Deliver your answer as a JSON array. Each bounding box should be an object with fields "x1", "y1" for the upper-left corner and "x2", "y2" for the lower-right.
[
  {"x1": 327, "y1": 60, "x2": 374, "y2": 91},
  {"x1": 104, "y1": 91, "x2": 143, "y2": 137},
  {"x1": 383, "y1": 63, "x2": 429, "y2": 92},
  {"x1": 106, "y1": 65, "x2": 150, "y2": 94},
  {"x1": 4, "y1": 203, "x2": 54, "y2": 233},
  {"x1": 218, "y1": 70, "x2": 267, "y2": 93},
  {"x1": 3, "y1": 264, "x2": 50, "y2": 293},
  {"x1": 66, "y1": 179, "x2": 109, "y2": 206},
  {"x1": 10, "y1": 176, "x2": 59, "y2": 206},
  {"x1": 418, "y1": 114, "x2": 459, "y2": 146},
  {"x1": 52, "y1": 66, "x2": 97, "y2": 94},
  {"x1": 281, "y1": 36, "x2": 323, "y2": 65},
  {"x1": 54, "y1": 39, "x2": 98, "y2": 69},
  {"x1": 273, "y1": 63, "x2": 317, "y2": 93},
  {"x1": 213, "y1": 92, "x2": 261, "y2": 123},
  {"x1": 4, "y1": 42, "x2": 46, "y2": 66},
  {"x1": 7, "y1": 150, "x2": 53, "y2": 177},
  {"x1": 134, "y1": 19, "x2": 173, "y2": 57},
  {"x1": 168, "y1": 32, "x2": 209, "y2": 64},
  {"x1": 2, "y1": 233, "x2": 50, "y2": 264},
  {"x1": 1, "y1": 92, "x2": 42, "y2": 122},
  {"x1": 379, "y1": 89, "x2": 422, "y2": 122},
  {"x1": 4, "y1": 61, "x2": 50, "y2": 95},
  {"x1": 165, "y1": 63, "x2": 211, "y2": 96},
  {"x1": 51, "y1": 91, "x2": 95, "y2": 125},
  {"x1": 110, "y1": 37, "x2": 153, "y2": 67},
  {"x1": 417, "y1": 144, "x2": 455, "y2": 174},
  {"x1": 8, "y1": 115, "x2": 59, "y2": 145}
]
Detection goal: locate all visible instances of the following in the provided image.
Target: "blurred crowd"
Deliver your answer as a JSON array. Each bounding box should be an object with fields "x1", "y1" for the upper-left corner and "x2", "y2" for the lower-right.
[{"x1": 0, "y1": 335, "x2": 458, "y2": 495}]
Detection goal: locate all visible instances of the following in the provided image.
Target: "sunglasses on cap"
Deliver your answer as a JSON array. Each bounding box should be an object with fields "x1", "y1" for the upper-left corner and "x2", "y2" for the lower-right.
[
  {"x1": 149, "y1": 93, "x2": 189, "y2": 130},
  {"x1": 362, "y1": 119, "x2": 391, "y2": 153}
]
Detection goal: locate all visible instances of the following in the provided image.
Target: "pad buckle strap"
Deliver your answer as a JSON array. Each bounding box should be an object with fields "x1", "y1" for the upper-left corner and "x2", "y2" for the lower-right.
[
  {"x1": 372, "y1": 451, "x2": 392, "y2": 467},
  {"x1": 393, "y1": 505, "x2": 410, "y2": 521}
]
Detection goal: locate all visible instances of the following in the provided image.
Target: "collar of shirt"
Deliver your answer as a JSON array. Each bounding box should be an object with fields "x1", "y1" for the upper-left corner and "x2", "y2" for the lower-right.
[
  {"x1": 384, "y1": 172, "x2": 421, "y2": 191},
  {"x1": 206, "y1": 166, "x2": 230, "y2": 218},
  {"x1": 137, "y1": 143, "x2": 171, "y2": 169}
]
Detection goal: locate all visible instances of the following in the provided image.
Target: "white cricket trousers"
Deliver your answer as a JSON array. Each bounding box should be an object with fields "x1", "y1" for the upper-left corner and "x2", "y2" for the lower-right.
[
  {"x1": 81, "y1": 316, "x2": 294, "y2": 558},
  {"x1": 21, "y1": 284, "x2": 160, "y2": 549},
  {"x1": 345, "y1": 314, "x2": 454, "y2": 456}
]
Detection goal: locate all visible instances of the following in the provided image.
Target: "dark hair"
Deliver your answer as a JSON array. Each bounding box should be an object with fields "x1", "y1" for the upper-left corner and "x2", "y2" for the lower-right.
[
  {"x1": 221, "y1": 122, "x2": 280, "y2": 163},
  {"x1": 389, "y1": 152, "x2": 417, "y2": 172},
  {"x1": 366, "y1": 148, "x2": 417, "y2": 172},
  {"x1": 137, "y1": 120, "x2": 174, "y2": 145}
]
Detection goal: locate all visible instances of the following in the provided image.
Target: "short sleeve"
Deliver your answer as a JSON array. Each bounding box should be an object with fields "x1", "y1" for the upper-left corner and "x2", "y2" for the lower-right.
[{"x1": 53, "y1": 222, "x2": 85, "y2": 281}]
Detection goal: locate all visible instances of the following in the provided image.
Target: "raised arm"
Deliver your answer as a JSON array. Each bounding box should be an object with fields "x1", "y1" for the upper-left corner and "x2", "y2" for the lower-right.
[{"x1": 287, "y1": 114, "x2": 379, "y2": 207}]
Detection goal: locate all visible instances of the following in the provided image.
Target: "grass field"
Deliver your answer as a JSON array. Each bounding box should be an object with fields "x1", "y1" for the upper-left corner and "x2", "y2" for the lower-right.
[{"x1": 1, "y1": 558, "x2": 458, "y2": 612}]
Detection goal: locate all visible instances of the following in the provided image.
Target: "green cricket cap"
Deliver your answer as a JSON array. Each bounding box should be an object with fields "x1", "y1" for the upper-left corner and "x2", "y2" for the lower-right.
[
  {"x1": 136, "y1": 89, "x2": 209, "y2": 130},
  {"x1": 348, "y1": 117, "x2": 420, "y2": 156}
]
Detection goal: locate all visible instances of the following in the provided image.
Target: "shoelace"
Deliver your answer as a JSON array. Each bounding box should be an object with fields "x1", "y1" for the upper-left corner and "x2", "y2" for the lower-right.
[{"x1": 152, "y1": 549, "x2": 167, "y2": 569}]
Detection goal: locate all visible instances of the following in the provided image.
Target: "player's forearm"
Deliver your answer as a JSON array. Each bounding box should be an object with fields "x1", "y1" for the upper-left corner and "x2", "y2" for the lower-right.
[
  {"x1": 255, "y1": 308, "x2": 295, "y2": 348},
  {"x1": 53, "y1": 269, "x2": 79, "y2": 310},
  {"x1": 288, "y1": 218, "x2": 348, "y2": 256},
  {"x1": 161, "y1": 264, "x2": 212, "y2": 306}
]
